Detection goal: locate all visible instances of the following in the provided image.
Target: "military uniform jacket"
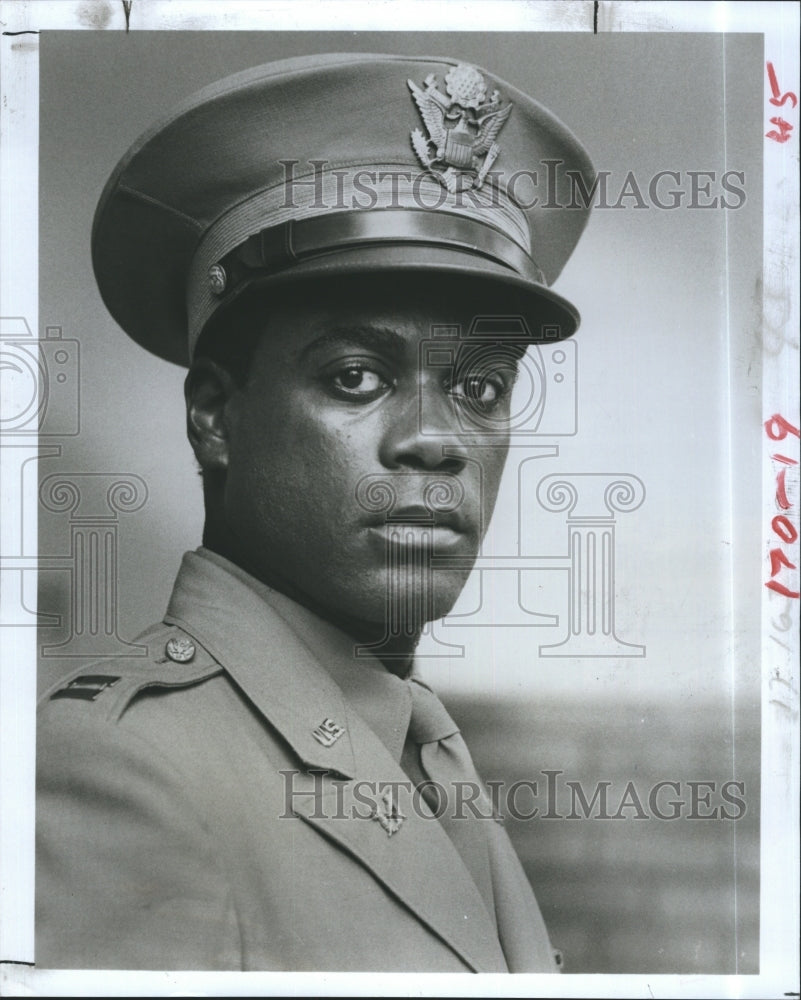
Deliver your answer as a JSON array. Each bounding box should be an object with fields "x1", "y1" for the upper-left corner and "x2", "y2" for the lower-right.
[{"x1": 37, "y1": 549, "x2": 559, "y2": 972}]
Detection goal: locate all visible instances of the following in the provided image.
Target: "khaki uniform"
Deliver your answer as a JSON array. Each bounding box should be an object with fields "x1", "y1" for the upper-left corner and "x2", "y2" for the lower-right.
[{"x1": 37, "y1": 549, "x2": 559, "y2": 972}]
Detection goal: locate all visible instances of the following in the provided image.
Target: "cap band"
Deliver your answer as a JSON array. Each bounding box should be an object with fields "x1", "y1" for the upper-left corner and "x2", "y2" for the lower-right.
[
  {"x1": 186, "y1": 162, "x2": 538, "y2": 349},
  {"x1": 212, "y1": 207, "x2": 544, "y2": 305}
]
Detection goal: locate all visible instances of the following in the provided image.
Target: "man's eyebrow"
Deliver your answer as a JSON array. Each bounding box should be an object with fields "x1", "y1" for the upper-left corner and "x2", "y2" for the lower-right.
[{"x1": 298, "y1": 325, "x2": 409, "y2": 364}]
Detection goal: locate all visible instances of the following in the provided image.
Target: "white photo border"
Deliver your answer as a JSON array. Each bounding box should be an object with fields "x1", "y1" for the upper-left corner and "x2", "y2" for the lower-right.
[{"x1": 0, "y1": 2, "x2": 798, "y2": 997}]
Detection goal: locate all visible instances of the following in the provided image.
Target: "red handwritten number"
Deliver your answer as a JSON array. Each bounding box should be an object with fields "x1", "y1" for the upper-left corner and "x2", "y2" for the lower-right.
[
  {"x1": 772, "y1": 515, "x2": 799, "y2": 545},
  {"x1": 766, "y1": 424, "x2": 799, "y2": 597},
  {"x1": 765, "y1": 414, "x2": 801, "y2": 441},
  {"x1": 765, "y1": 414, "x2": 799, "y2": 599},
  {"x1": 766, "y1": 117, "x2": 794, "y2": 144},
  {"x1": 770, "y1": 548, "x2": 797, "y2": 576},
  {"x1": 765, "y1": 64, "x2": 797, "y2": 143},
  {"x1": 776, "y1": 468, "x2": 792, "y2": 509},
  {"x1": 767, "y1": 62, "x2": 798, "y2": 108}
]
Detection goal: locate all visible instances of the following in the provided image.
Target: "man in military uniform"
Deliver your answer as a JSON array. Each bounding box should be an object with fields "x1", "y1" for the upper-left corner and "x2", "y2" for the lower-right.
[{"x1": 36, "y1": 53, "x2": 594, "y2": 971}]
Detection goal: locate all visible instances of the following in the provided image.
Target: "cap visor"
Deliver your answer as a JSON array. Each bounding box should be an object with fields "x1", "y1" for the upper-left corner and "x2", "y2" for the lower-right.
[{"x1": 190, "y1": 243, "x2": 580, "y2": 365}]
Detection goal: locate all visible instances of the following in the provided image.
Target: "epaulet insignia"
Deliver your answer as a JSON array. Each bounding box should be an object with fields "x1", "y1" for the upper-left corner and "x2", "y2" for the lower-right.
[
  {"x1": 43, "y1": 624, "x2": 223, "y2": 722},
  {"x1": 50, "y1": 674, "x2": 121, "y2": 702}
]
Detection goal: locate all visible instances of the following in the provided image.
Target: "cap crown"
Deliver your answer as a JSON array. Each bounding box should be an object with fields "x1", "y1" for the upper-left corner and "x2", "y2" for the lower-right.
[{"x1": 93, "y1": 53, "x2": 595, "y2": 365}]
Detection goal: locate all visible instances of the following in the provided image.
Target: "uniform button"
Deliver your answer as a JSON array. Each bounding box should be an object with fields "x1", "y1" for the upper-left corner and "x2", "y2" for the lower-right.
[
  {"x1": 207, "y1": 263, "x2": 227, "y2": 295},
  {"x1": 165, "y1": 636, "x2": 196, "y2": 663}
]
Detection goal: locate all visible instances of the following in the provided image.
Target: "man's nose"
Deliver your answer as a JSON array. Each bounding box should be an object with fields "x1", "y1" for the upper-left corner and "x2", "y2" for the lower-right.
[{"x1": 379, "y1": 383, "x2": 468, "y2": 474}]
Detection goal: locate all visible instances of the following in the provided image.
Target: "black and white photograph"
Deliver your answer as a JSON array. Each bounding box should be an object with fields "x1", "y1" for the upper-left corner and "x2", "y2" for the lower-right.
[{"x1": 0, "y1": 2, "x2": 798, "y2": 996}]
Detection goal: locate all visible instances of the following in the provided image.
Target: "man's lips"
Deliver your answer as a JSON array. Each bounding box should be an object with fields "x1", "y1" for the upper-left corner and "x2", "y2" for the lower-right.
[
  {"x1": 368, "y1": 504, "x2": 468, "y2": 533},
  {"x1": 366, "y1": 523, "x2": 468, "y2": 551},
  {"x1": 363, "y1": 504, "x2": 474, "y2": 551}
]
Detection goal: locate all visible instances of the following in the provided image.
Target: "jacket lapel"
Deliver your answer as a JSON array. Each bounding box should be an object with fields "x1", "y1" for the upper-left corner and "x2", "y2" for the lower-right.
[
  {"x1": 289, "y1": 710, "x2": 507, "y2": 973},
  {"x1": 165, "y1": 551, "x2": 507, "y2": 973}
]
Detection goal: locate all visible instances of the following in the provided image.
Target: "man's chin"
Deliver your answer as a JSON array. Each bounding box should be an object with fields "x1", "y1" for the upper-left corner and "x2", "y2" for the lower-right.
[
  {"x1": 342, "y1": 570, "x2": 470, "y2": 634},
  {"x1": 427, "y1": 571, "x2": 472, "y2": 622}
]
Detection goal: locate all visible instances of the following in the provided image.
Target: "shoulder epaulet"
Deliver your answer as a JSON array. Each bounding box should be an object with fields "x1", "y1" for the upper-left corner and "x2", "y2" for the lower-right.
[{"x1": 39, "y1": 623, "x2": 223, "y2": 723}]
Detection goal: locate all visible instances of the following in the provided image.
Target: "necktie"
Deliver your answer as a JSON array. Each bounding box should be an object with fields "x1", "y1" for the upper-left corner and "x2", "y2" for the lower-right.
[
  {"x1": 401, "y1": 678, "x2": 561, "y2": 973},
  {"x1": 401, "y1": 678, "x2": 497, "y2": 923}
]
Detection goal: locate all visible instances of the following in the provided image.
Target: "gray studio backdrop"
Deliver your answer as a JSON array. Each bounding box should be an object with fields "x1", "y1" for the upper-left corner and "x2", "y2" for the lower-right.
[{"x1": 36, "y1": 31, "x2": 762, "y2": 974}]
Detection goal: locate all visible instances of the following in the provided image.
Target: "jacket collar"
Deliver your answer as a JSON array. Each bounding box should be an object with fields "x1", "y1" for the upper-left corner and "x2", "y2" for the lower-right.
[
  {"x1": 165, "y1": 548, "x2": 362, "y2": 778},
  {"x1": 163, "y1": 549, "x2": 507, "y2": 972},
  {"x1": 198, "y1": 548, "x2": 414, "y2": 764}
]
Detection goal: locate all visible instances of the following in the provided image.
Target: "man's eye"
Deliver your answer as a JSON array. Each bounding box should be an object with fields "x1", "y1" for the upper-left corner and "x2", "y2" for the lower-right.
[
  {"x1": 449, "y1": 373, "x2": 509, "y2": 411},
  {"x1": 326, "y1": 365, "x2": 391, "y2": 400}
]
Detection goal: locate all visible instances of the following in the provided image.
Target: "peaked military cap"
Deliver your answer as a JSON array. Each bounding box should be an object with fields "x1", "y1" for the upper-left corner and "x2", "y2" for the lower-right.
[{"x1": 92, "y1": 52, "x2": 595, "y2": 366}]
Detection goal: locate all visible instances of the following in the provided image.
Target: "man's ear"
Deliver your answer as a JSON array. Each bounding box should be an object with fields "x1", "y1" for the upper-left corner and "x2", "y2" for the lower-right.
[{"x1": 184, "y1": 359, "x2": 239, "y2": 475}]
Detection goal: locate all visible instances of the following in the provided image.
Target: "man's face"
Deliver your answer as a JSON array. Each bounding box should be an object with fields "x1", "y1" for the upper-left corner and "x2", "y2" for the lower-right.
[{"x1": 213, "y1": 281, "x2": 523, "y2": 632}]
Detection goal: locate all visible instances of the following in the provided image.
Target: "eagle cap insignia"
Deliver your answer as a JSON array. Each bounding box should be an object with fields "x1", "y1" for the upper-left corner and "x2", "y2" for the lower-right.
[{"x1": 408, "y1": 63, "x2": 513, "y2": 193}]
